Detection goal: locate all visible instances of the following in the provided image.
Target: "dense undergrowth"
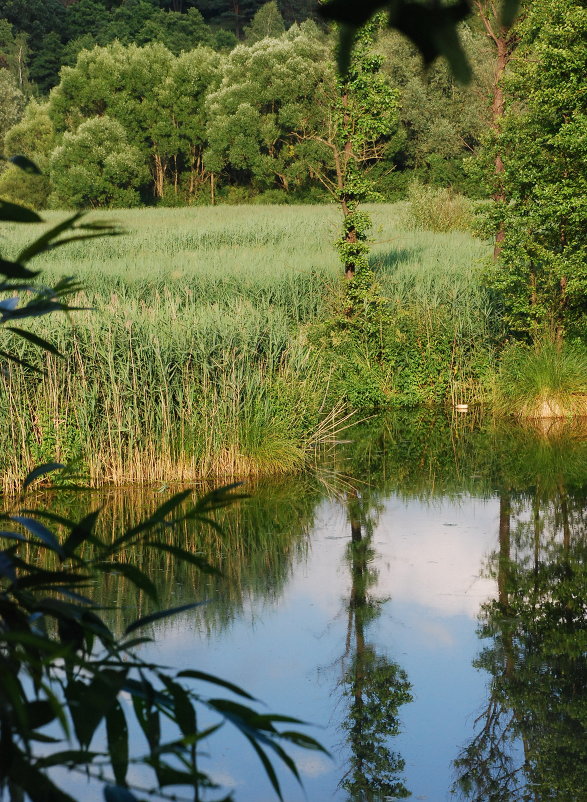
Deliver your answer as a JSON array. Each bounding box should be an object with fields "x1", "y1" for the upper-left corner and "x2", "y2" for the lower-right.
[{"x1": 0, "y1": 202, "x2": 494, "y2": 490}]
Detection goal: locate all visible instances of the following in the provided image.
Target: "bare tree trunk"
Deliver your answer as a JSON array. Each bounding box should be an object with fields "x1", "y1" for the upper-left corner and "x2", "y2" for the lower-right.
[{"x1": 474, "y1": 1, "x2": 517, "y2": 259}]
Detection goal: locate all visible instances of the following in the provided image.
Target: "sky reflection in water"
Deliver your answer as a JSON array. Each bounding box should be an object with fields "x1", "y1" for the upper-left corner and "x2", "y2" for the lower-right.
[{"x1": 138, "y1": 493, "x2": 500, "y2": 801}]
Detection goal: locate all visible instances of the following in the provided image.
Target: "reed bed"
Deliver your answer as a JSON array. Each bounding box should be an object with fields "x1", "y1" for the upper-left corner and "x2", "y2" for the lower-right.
[{"x1": 0, "y1": 203, "x2": 491, "y2": 492}]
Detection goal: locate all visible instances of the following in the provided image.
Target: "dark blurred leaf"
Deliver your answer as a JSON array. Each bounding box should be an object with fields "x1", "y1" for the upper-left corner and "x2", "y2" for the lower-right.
[
  {"x1": 22, "y1": 462, "x2": 65, "y2": 491},
  {"x1": 36, "y1": 750, "x2": 99, "y2": 769},
  {"x1": 8, "y1": 327, "x2": 63, "y2": 357},
  {"x1": 97, "y1": 562, "x2": 158, "y2": 603},
  {"x1": 106, "y1": 701, "x2": 128, "y2": 786},
  {"x1": 0, "y1": 200, "x2": 42, "y2": 223},
  {"x1": 63, "y1": 510, "x2": 101, "y2": 556},
  {"x1": 109, "y1": 490, "x2": 192, "y2": 550},
  {"x1": 26, "y1": 700, "x2": 57, "y2": 730},
  {"x1": 321, "y1": 0, "x2": 474, "y2": 82},
  {"x1": 8, "y1": 155, "x2": 42, "y2": 175},
  {"x1": 178, "y1": 669, "x2": 256, "y2": 701},
  {"x1": 104, "y1": 786, "x2": 140, "y2": 802},
  {"x1": 320, "y1": 0, "x2": 386, "y2": 26},
  {"x1": 17, "y1": 213, "x2": 83, "y2": 263},
  {"x1": 0, "y1": 259, "x2": 40, "y2": 279},
  {"x1": 66, "y1": 671, "x2": 126, "y2": 748},
  {"x1": 501, "y1": 0, "x2": 520, "y2": 26},
  {"x1": 160, "y1": 677, "x2": 195, "y2": 737},
  {"x1": 124, "y1": 602, "x2": 207, "y2": 635},
  {"x1": 0, "y1": 348, "x2": 44, "y2": 374},
  {"x1": 145, "y1": 542, "x2": 221, "y2": 576},
  {"x1": 10, "y1": 516, "x2": 64, "y2": 558}
]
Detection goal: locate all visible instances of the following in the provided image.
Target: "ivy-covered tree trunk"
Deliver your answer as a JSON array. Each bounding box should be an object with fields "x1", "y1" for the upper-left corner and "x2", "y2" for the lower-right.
[{"x1": 332, "y1": 19, "x2": 398, "y2": 282}]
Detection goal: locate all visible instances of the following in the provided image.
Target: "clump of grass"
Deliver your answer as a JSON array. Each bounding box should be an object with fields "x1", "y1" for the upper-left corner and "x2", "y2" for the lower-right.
[
  {"x1": 494, "y1": 338, "x2": 587, "y2": 418},
  {"x1": 403, "y1": 182, "x2": 474, "y2": 233}
]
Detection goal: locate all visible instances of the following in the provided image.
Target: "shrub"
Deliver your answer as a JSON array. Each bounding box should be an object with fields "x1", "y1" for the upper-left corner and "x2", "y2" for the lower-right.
[{"x1": 404, "y1": 182, "x2": 474, "y2": 232}]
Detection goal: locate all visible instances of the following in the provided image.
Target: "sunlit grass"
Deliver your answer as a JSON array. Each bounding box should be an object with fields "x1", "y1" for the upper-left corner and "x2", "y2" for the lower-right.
[{"x1": 0, "y1": 203, "x2": 491, "y2": 491}]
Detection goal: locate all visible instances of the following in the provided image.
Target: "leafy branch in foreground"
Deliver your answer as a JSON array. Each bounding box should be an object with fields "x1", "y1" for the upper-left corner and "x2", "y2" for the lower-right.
[
  {"x1": 319, "y1": 0, "x2": 521, "y2": 81},
  {"x1": 0, "y1": 481, "x2": 326, "y2": 802}
]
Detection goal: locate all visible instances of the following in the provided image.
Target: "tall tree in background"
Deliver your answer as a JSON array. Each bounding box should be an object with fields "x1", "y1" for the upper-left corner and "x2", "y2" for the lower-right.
[
  {"x1": 294, "y1": 17, "x2": 398, "y2": 277},
  {"x1": 486, "y1": 0, "x2": 587, "y2": 341}
]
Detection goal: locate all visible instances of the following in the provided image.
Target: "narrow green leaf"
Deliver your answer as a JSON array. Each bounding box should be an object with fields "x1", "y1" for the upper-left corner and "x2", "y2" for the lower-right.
[
  {"x1": 124, "y1": 601, "x2": 207, "y2": 635},
  {"x1": 10, "y1": 515, "x2": 64, "y2": 557},
  {"x1": 8, "y1": 327, "x2": 63, "y2": 358},
  {"x1": 0, "y1": 349, "x2": 44, "y2": 374},
  {"x1": 17, "y1": 212, "x2": 83, "y2": 263},
  {"x1": 22, "y1": 462, "x2": 65, "y2": 490},
  {"x1": 97, "y1": 562, "x2": 158, "y2": 603},
  {"x1": 63, "y1": 509, "x2": 101, "y2": 556},
  {"x1": 145, "y1": 542, "x2": 221, "y2": 576},
  {"x1": 178, "y1": 670, "x2": 256, "y2": 701}
]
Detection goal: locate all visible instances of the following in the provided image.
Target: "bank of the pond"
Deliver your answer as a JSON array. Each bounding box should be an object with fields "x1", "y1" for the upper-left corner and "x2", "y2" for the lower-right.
[{"x1": 0, "y1": 203, "x2": 492, "y2": 492}]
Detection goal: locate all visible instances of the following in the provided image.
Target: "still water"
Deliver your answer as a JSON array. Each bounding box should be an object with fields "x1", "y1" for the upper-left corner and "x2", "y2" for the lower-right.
[{"x1": 50, "y1": 412, "x2": 587, "y2": 801}]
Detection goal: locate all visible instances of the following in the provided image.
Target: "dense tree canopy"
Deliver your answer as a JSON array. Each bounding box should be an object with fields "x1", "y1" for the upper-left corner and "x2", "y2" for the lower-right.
[{"x1": 486, "y1": 0, "x2": 587, "y2": 340}]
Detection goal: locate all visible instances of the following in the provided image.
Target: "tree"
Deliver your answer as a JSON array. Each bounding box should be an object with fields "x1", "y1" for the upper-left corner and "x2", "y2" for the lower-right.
[
  {"x1": 485, "y1": 0, "x2": 587, "y2": 341},
  {"x1": 243, "y1": 1, "x2": 286, "y2": 43},
  {"x1": 136, "y1": 7, "x2": 215, "y2": 52},
  {"x1": 471, "y1": 0, "x2": 519, "y2": 256},
  {"x1": 339, "y1": 492, "x2": 412, "y2": 800},
  {"x1": 204, "y1": 24, "x2": 331, "y2": 194},
  {"x1": 49, "y1": 116, "x2": 149, "y2": 208},
  {"x1": 0, "y1": 69, "x2": 25, "y2": 145},
  {"x1": 0, "y1": 18, "x2": 30, "y2": 93},
  {"x1": 50, "y1": 42, "x2": 220, "y2": 198},
  {"x1": 377, "y1": 24, "x2": 493, "y2": 195},
  {"x1": 0, "y1": 101, "x2": 55, "y2": 208}
]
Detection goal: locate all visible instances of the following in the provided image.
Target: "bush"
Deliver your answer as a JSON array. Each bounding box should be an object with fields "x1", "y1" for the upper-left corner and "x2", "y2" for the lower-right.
[{"x1": 404, "y1": 182, "x2": 474, "y2": 232}]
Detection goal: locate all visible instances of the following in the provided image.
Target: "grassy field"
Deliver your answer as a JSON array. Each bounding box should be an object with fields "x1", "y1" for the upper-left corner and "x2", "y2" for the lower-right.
[{"x1": 0, "y1": 203, "x2": 491, "y2": 491}]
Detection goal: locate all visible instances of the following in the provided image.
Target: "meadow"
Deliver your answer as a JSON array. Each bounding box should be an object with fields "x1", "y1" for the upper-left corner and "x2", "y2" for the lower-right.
[{"x1": 0, "y1": 202, "x2": 491, "y2": 491}]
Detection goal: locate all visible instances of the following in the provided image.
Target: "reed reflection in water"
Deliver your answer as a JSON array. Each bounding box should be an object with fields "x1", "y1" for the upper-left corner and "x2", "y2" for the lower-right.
[{"x1": 12, "y1": 412, "x2": 587, "y2": 800}]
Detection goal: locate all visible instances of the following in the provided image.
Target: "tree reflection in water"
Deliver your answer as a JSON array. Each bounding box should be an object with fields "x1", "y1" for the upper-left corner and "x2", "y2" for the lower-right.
[
  {"x1": 454, "y1": 475, "x2": 587, "y2": 801},
  {"x1": 338, "y1": 489, "x2": 412, "y2": 801}
]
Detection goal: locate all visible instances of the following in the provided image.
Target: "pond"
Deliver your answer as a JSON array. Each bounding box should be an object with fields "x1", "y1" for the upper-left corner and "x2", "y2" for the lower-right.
[{"x1": 40, "y1": 411, "x2": 587, "y2": 801}]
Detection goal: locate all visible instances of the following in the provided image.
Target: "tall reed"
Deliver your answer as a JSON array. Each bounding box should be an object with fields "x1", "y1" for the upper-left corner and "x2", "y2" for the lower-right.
[{"x1": 0, "y1": 204, "x2": 492, "y2": 490}]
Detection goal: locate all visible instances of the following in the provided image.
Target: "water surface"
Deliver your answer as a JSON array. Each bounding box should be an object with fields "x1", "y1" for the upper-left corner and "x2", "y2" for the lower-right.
[{"x1": 40, "y1": 412, "x2": 587, "y2": 801}]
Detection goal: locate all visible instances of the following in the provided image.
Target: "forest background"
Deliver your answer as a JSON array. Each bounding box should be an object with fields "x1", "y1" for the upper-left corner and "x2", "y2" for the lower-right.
[{"x1": 0, "y1": 0, "x2": 493, "y2": 207}]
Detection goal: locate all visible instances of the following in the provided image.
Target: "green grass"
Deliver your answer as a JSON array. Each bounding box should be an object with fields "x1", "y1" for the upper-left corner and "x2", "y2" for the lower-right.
[
  {"x1": 0, "y1": 203, "x2": 491, "y2": 491},
  {"x1": 494, "y1": 338, "x2": 587, "y2": 419}
]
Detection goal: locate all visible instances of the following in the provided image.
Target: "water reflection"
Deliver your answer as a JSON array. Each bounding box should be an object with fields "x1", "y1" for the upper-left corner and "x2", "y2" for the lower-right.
[
  {"x1": 454, "y1": 433, "x2": 587, "y2": 801},
  {"x1": 11, "y1": 413, "x2": 587, "y2": 800},
  {"x1": 338, "y1": 491, "x2": 412, "y2": 801}
]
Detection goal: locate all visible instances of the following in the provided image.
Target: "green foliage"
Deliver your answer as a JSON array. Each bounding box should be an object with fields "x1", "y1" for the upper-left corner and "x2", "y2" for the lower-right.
[
  {"x1": 49, "y1": 116, "x2": 149, "y2": 208},
  {"x1": 0, "y1": 68, "x2": 25, "y2": 144},
  {"x1": 485, "y1": 0, "x2": 587, "y2": 340},
  {"x1": 243, "y1": 1, "x2": 286, "y2": 43},
  {"x1": 47, "y1": 41, "x2": 221, "y2": 203},
  {"x1": 494, "y1": 337, "x2": 587, "y2": 418},
  {"x1": 404, "y1": 182, "x2": 474, "y2": 232},
  {"x1": 204, "y1": 24, "x2": 331, "y2": 192}
]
